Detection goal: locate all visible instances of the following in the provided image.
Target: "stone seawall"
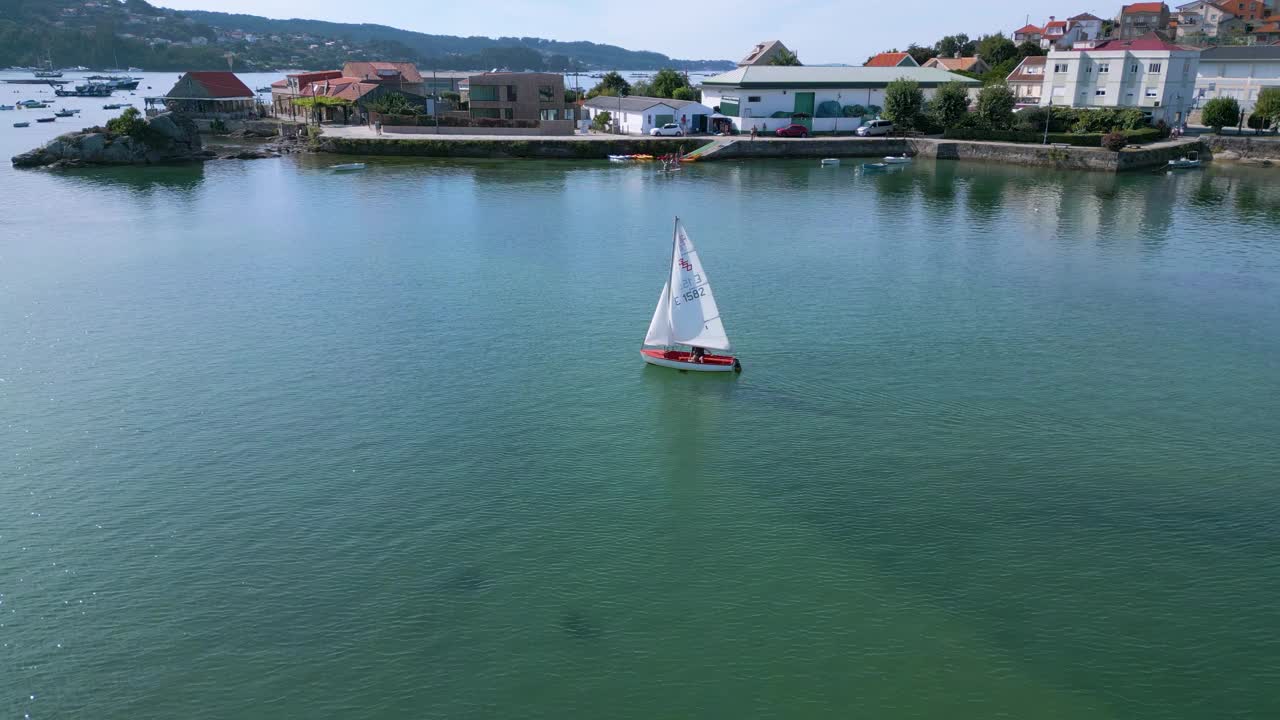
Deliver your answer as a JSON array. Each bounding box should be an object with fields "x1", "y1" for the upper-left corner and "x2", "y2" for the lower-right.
[
  {"x1": 314, "y1": 136, "x2": 693, "y2": 159},
  {"x1": 1199, "y1": 134, "x2": 1280, "y2": 164},
  {"x1": 912, "y1": 137, "x2": 1200, "y2": 172},
  {"x1": 707, "y1": 138, "x2": 907, "y2": 159}
]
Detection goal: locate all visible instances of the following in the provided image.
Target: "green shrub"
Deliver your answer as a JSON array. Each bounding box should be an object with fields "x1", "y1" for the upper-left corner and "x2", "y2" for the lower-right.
[
  {"x1": 208, "y1": 118, "x2": 229, "y2": 135},
  {"x1": 1201, "y1": 97, "x2": 1240, "y2": 131},
  {"x1": 931, "y1": 80, "x2": 971, "y2": 130},
  {"x1": 883, "y1": 78, "x2": 924, "y2": 130},
  {"x1": 975, "y1": 83, "x2": 1016, "y2": 130},
  {"x1": 590, "y1": 111, "x2": 612, "y2": 132},
  {"x1": 842, "y1": 104, "x2": 866, "y2": 118}
]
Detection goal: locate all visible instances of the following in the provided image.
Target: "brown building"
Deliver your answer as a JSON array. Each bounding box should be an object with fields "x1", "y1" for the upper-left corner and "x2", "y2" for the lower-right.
[
  {"x1": 467, "y1": 72, "x2": 574, "y2": 121},
  {"x1": 342, "y1": 62, "x2": 426, "y2": 96}
]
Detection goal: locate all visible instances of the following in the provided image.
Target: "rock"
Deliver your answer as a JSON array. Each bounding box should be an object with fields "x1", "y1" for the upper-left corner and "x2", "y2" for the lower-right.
[
  {"x1": 219, "y1": 149, "x2": 276, "y2": 160},
  {"x1": 11, "y1": 111, "x2": 205, "y2": 168},
  {"x1": 1215, "y1": 150, "x2": 1241, "y2": 161}
]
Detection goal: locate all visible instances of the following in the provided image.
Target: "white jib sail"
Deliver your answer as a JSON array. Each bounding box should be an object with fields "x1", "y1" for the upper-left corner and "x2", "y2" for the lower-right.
[
  {"x1": 667, "y1": 221, "x2": 731, "y2": 351},
  {"x1": 643, "y1": 281, "x2": 673, "y2": 346}
]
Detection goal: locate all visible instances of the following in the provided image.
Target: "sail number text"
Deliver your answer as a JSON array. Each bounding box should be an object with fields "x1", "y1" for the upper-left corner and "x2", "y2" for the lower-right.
[{"x1": 674, "y1": 287, "x2": 707, "y2": 305}]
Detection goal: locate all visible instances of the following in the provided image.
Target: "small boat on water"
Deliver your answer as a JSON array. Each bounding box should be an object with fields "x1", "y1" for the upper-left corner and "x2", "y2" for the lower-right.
[
  {"x1": 1168, "y1": 151, "x2": 1201, "y2": 169},
  {"x1": 862, "y1": 162, "x2": 889, "y2": 170},
  {"x1": 820, "y1": 158, "x2": 840, "y2": 166},
  {"x1": 640, "y1": 218, "x2": 741, "y2": 373},
  {"x1": 0, "y1": 104, "x2": 14, "y2": 111},
  {"x1": 883, "y1": 155, "x2": 912, "y2": 164},
  {"x1": 330, "y1": 162, "x2": 366, "y2": 172},
  {"x1": 56, "y1": 83, "x2": 114, "y2": 97},
  {"x1": 18, "y1": 100, "x2": 49, "y2": 108},
  {"x1": 36, "y1": 116, "x2": 56, "y2": 122},
  {"x1": 103, "y1": 103, "x2": 127, "y2": 110},
  {"x1": 53, "y1": 109, "x2": 75, "y2": 117},
  {"x1": 13, "y1": 121, "x2": 29, "y2": 127}
]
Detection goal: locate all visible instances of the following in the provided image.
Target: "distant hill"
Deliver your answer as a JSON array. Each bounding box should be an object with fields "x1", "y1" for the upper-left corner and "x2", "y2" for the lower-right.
[{"x1": 0, "y1": 0, "x2": 734, "y2": 72}]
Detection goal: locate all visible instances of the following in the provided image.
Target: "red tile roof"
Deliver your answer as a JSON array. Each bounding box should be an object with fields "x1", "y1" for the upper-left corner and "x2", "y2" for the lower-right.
[
  {"x1": 1015, "y1": 23, "x2": 1043, "y2": 33},
  {"x1": 184, "y1": 71, "x2": 253, "y2": 98},
  {"x1": 1214, "y1": 0, "x2": 1270, "y2": 20},
  {"x1": 927, "y1": 56, "x2": 985, "y2": 71},
  {"x1": 1006, "y1": 55, "x2": 1047, "y2": 83},
  {"x1": 292, "y1": 70, "x2": 343, "y2": 87},
  {"x1": 1255, "y1": 20, "x2": 1280, "y2": 32},
  {"x1": 865, "y1": 51, "x2": 915, "y2": 67},
  {"x1": 1123, "y1": 2, "x2": 1168, "y2": 13},
  {"x1": 1046, "y1": 20, "x2": 1068, "y2": 29}
]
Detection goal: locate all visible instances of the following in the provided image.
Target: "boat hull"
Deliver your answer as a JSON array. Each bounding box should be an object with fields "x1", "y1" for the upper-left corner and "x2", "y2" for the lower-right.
[{"x1": 640, "y1": 348, "x2": 739, "y2": 372}]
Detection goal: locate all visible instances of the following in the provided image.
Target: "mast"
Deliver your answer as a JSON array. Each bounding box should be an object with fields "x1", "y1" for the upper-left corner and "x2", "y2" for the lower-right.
[{"x1": 668, "y1": 216, "x2": 679, "y2": 348}]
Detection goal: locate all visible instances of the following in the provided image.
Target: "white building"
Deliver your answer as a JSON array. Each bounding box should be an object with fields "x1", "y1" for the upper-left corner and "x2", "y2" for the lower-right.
[
  {"x1": 582, "y1": 96, "x2": 713, "y2": 135},
  {"x1": 699, "y1": 66, "x2": 980, "y2": 133},
  {"x1": 1194, "y1": 45, "x2": 1280, "y2": 113},
  {"x1": 1039, "y1": 33, "x2": 1200, "y2": 124}
]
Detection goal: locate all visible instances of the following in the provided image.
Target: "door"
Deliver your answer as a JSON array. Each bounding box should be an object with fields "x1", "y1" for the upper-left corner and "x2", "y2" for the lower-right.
[{"x1": 793, "y1": 92, "x2": 815, "y2": 129}]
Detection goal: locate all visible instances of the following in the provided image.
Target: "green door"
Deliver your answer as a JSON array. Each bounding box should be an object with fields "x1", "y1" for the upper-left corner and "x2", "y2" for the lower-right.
[{"x1": 793, "y1": 92, "x2": 815, "y2": 129}]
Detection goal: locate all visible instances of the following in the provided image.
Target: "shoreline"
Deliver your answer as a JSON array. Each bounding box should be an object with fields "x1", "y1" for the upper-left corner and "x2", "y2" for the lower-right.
[{"x1": 312, "y1": 130, "x2": 1211, "y2": 173}]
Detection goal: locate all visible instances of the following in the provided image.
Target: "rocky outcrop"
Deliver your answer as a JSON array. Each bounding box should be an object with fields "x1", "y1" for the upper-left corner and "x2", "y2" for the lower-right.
[{"x1": 11, "y1": 112, "x2": 212, "y2": 168}]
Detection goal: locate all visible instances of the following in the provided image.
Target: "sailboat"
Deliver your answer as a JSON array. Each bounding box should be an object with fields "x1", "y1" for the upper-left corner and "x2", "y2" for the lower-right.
[{"x1": 640, "y1": 218, "x2": 741, "y2": 373}]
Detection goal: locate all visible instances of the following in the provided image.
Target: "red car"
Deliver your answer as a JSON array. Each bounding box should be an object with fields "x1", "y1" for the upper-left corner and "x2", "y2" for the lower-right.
[{"x1": 775, "y1": 124, "x2": 810, "y2": 138}]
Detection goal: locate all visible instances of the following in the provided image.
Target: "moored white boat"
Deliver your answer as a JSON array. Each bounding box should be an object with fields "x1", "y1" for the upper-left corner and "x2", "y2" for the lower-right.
[
  {"x1": 330, "y1": 162, "x2": 366, "y2": 171},
  {"x1": 1168, "y1": 151, "x2": 1201, "y2": 169},
  {"x1": 820, "y1": 158, "x2": 840, "y2": 166},
  {"x1": 640, "y1": 218, "x2": 741, "y2": 373},
  {"x1": 883, "y1": 155, "x2": 912, "y2": 164}
]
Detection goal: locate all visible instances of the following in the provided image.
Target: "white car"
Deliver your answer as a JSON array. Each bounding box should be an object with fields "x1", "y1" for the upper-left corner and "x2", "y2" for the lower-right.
[
  {"x1": 856, "y1": 119, "x2": 894, "y2": 137},
  {"x1": 649, "y1": 123, "x2": 683, "y2": 136}
]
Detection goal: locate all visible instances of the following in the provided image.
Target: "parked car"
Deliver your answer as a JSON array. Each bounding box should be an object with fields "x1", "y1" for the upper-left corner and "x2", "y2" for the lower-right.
[
  {"x1": 650, "y1": 123, "x2": 683, "y2": 136},
  {"x1": 775, "y1": 124, "x2": 810, "y2": 138},
  {"x1": 856, "y1": 120, "x2": 894, "y2": 137}
]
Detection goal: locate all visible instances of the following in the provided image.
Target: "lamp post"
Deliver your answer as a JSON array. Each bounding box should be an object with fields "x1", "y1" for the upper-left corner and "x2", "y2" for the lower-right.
[{"x1": 1043, "y1": 97, "x2": 1052, "y2": 145}]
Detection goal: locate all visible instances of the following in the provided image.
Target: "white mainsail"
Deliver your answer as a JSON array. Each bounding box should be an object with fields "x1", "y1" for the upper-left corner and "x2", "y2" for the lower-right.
[{"x1": 642, "y1": 219, "x2": 731, "y2": 351}]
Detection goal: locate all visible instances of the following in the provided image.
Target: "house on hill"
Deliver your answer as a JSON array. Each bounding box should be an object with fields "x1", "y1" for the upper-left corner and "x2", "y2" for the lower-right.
[
  {"x1": 341, "y1": 62, "x2": 426, "y2": 95},
  {"x1": 1118, "y1": 2, "x2": 1172, "y2": 39},
  {"x1": 149, "y1": 71, "x2": 257, "y2": 119},
  {"x1": 864, "y1": 52, "x2": 919, "y2": 68}
]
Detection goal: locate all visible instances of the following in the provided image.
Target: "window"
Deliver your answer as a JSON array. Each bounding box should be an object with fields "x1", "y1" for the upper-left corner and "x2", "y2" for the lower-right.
[
  {"x1": 1145, "y1": 88, "x2": 1159, "y2": 97},
  {"x1": 470, "y1": 85, "x2": 498, "y2": 101},
  {"x1": 472, "y1": 107, "x2": 500, "y2": 118},
  {"x1": 1096, "y1": 88, "x2": 1107, "y2": 96},
  {"x1": 540, "y1": 109, "x2": 558, "y2": 120},
  {"x1": 1098, "y1": 63, "x2": 1110, "y2": 73},
  {"x1": 1086, "y1": 63, "x2": 1092, "y2": 73},
  {"x1": 1130, "y1": 63, "x2": 1140, "y2": 72},
  {"x1": 1052, "y1": 86, "x2": 1066, "y2": 97},
  {"x1": 747, "y1": 96, "x2": 761, "y2": 102},
  {"x1": 506, "y1": 85, "x2": 517, "y2": 101},
  {"x1": 538, "y1": 85, "x2": 554, "y2": 102},
  {"x1": 1054, "y1": 63, "x2": 1069, "y2": 73},
  {"x1": 502, "y1": 108, "x2": 513, "y2": 120},
  {"x1": 1148, "y1": 63, "x2": 1162, "y2": 73}
]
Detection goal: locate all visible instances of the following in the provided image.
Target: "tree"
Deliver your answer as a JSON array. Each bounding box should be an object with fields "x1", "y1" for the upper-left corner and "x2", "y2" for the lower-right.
[
  {"x1": 671, "y1": 86, "x2": 698, "y2": 102},
  {"x1": 883, "y1": 78, "x2": 924, "y2": 131},
  {"x1": 975, "y1": 82, "x2": 1016, "y2": 129},
  {"x1": 1016, "y1": 40, "x2": 1045, "y2": 58},
  {"x1": 976, "y1": 34, "x2": 1017, "y2": 67},
  {"x1": 981, "y1": 57, "x2": 1020, "y2": 85},
  {"x1": 650, "y1": 68, "x2": 690, "y2": 98},
  {"x1": 590, "y1": 110, "x2": 612, "y2": 132},
  {"x1": 587, "y1": 71, "x2": 630, "y2": 99},
  {"x1": 931, "y1": 80, "x2": 971, "y2": 129},
  {"x1": 629, "y1": 80, "x2": 653, "y2": 97},
  {"x1": 768, "y1": 48, "x2": 802, "y2": 66},
  {"x1": 1201, "y1": 96, "x2": 1240, "y2": 132},
  {"x1": 907, "y1": 43, "x2": 937, "y2": 65},
  {"x1": 1253, "y1": 87, "x2": 1280, "y2": 132},
  {"x1": 1246, "y1": 111, "x2": 1271, "y2": 133},
  {"x1": 935, "y1": 33, "x2": 974, "y2": 59}
]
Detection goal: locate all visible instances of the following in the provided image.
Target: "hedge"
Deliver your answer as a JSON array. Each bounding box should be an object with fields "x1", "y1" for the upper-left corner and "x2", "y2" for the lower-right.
[{"x1": 941, "y1": 127, "x2": 1164, "y2": 146}]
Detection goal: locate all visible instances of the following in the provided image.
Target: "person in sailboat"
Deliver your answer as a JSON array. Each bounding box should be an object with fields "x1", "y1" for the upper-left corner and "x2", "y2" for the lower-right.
[{"x1": 691, "y1": 346, "x2": 705, "y2": 363}]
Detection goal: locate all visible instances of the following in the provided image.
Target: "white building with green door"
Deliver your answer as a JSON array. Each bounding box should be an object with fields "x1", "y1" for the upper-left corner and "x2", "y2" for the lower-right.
[{"x1": 699, "y1": 66, "x2": 980, "y2": 133}]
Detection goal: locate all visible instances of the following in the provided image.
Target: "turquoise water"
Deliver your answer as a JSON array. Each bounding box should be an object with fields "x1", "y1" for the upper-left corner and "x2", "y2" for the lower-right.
[{"x1": 3, "y1": 141, "x2": 1280, "y2": 718}]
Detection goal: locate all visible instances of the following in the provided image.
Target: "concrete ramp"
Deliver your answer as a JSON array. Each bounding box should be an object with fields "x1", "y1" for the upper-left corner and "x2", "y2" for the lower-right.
[{"x1": 683, "y1": 139, "x2": 735, "y2": 161}]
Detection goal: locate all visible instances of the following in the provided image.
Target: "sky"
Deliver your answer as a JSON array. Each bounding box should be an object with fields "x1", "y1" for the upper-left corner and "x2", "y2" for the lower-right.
[{"x1": 155, "y1": 1, "x2": 1094, "y2": 64}]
